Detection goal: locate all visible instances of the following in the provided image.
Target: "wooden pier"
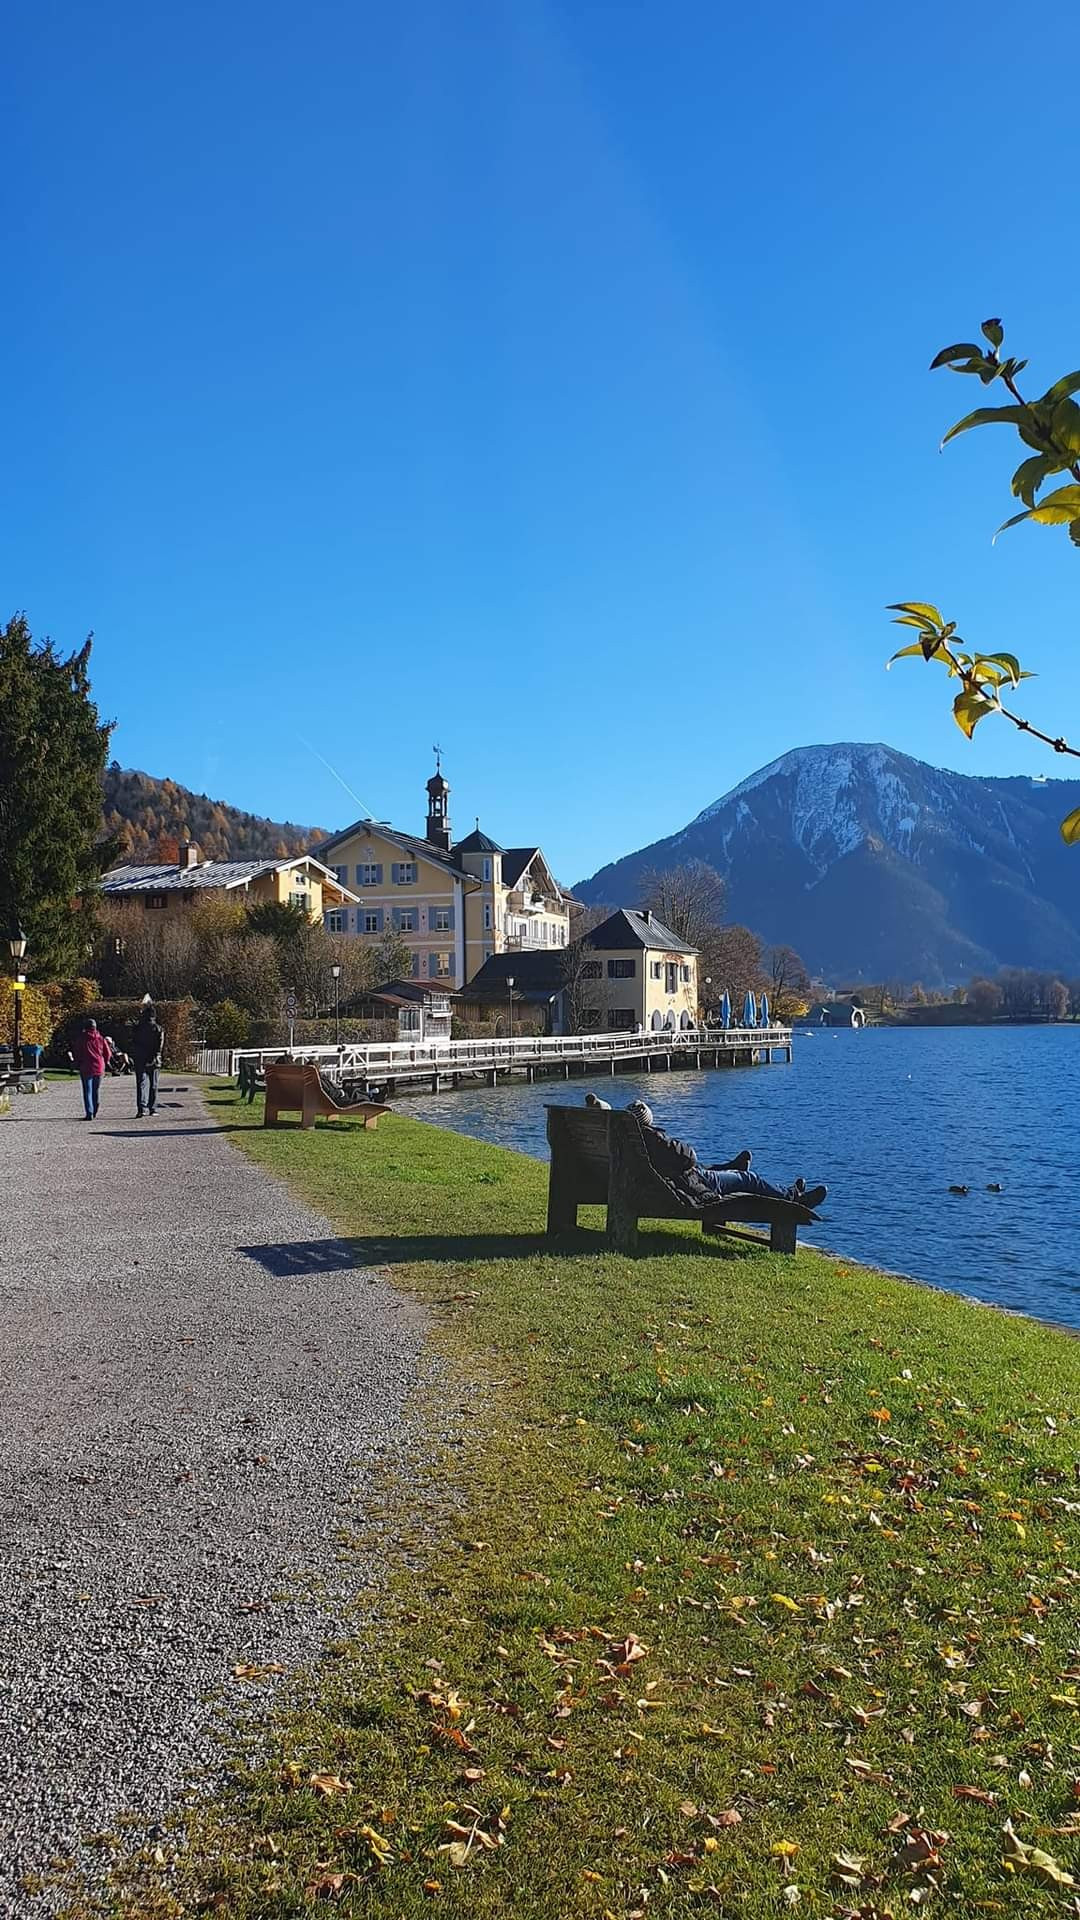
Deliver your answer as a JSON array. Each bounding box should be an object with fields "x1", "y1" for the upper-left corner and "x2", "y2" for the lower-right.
[{"x1": 223, "y1": 1026, "x2": 793, "y2": 1099}]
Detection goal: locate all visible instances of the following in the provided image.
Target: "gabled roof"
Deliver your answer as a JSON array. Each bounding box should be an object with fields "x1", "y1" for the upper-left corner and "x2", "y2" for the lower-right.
[
  {"x1": 345, "y1": 977, "x2": 458, "y2": 1010},
  {"x1": 583, "y1": 909, "x2": 697, "y2": 954},
  {"x1": 455, "y1": 827, "x2": 504, "y2": 856},
  {"x1": 101, "y1": 854, "x2": 360, "y2": 901},
  {"x1": 311, "y1": 819, "x2": 474, "y2": 882},
  {"x1": 457, "y1": 949, "x2": 567, "y2": 1001}
]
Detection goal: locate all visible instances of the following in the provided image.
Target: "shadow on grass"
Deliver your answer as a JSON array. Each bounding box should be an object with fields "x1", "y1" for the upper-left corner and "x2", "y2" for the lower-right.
[{"x1": 238, "y1": 1224, "x2": 749, "y2": 1276}]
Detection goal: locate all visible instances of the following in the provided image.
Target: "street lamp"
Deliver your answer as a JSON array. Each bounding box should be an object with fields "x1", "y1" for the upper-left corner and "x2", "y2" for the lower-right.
[
  {"x1": 507, "y1": 974, "x2": 515, "y2": 1046},
  {"x1": 9, "y1": 923, "x2": 27, "y2": 1073},
  {"x1": 332, "y1": 963, "x2": 341, "y2": 1046},
  {"x1": 704, "y1": 975, "x2": 711, "y2": 1029}
]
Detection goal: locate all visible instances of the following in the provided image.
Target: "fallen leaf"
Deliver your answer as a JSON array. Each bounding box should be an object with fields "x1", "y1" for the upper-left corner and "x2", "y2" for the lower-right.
[
  {"x1": 309, "y1": 1772, "x2": 354, "y2": 1798},
  {"x1": 953, "y1": 1786, "x2": 997, "y2": 1806},
  {"x1": 708, "y1": 1809, "x2": 742, "y2": 1829}
]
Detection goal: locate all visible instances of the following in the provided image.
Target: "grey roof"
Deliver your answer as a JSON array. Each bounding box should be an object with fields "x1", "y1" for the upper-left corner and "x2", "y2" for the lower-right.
[
  {"x1": 501, "y1": 846, "x2": 539, "y2": 889},
  {"x1": 102, "y1": 861, "x2": 273, "y2": 894},
  {"x1": 457, "y1": 950, "x2": 566, "y2": 1000},
  {"x1": 455, "y1": 828, "x2": 505, "y2": 856},
  {"x1": 311, "y1": 819, "x2": 473, "y2": 880},
  {"x1": 102, "y1": 854, "x2": 358, "y2": 898},
  {"x1": 583, "y1": 908, "x2": 697, "y2": 954}
]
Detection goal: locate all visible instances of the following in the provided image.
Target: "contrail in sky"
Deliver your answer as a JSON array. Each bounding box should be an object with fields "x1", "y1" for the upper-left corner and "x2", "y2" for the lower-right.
[{"x1": 298, "y1": 736, "x2": 379, "y2": 820}]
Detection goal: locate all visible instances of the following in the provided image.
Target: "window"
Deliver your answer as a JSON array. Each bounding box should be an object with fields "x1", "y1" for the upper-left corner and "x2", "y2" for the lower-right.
[
  {"x1": 335, "y1": 865, "x2": 348, "y2": 887},
  {"x1": 482, "y1": 857, "x2": 492, "y2": 882},
  {"x1": 395, "y1": 862, "x2": 417, "y2": 885},
  {"x1": 681, "y1": 964, "x2": 691, "y2": 982},
  {"x1": 580, "y1": 1007, "x2": 602, "y2": 1030},
  {"x1": 666, "y1": 962, "x2": 678, "y2": 994},
  {"x1": 325, "y1": 909, "x2": 344, "y2": 934},
  {"x1": 580, "y1": 961, "x2": 602, "y2": 980},
  {"x1": 144, "y1": 892, "x2": 168, "y2": 910},
  {"x1": 608, "y1": 957, "x2": 635, "y2": 979},
  {"x1": 607, "y1": 1008, "x2": 635, "y2": 1031},
  {"x1": 288, "y1": 891, "x2": 309, "y2": 910},
  {"x1": 398, "y1": 910, "x2": 416, "y2": 933},
  {"x1": 436, "y1": 952, "x2": 451, "y2": 977},
  {"x1": 364, "y1": 911, "x2": 380, "y2": 934},
  {"x1": 358, "y1": 861, "x2": 383, "y2": 887},
  {"x1": 400, "y1": 1007, "x2": 420, "y2": 1032},
  {"x1": 650, "y1": 961, "x2": 663, "y2": 980},
  {"x1": 483, "y1": 903, "x2": 492, "y2": 930},
  {"x1": 433, "y1": 907, "x2": 451, "y2": 931}
]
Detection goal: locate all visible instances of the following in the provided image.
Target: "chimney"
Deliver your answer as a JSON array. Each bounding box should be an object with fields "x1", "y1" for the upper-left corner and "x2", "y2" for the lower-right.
[
  {"x1": 178, "y1": 841, "x2": 201, "y2": 870},
  {"x1": 642, "y1": 908, "x2": 653, "y2": 925}
]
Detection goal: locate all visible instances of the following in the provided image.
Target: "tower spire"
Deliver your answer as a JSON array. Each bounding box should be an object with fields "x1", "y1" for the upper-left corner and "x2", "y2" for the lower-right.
[{"x1": 425, "y1": 752, "x2": 452, "y2": 853}]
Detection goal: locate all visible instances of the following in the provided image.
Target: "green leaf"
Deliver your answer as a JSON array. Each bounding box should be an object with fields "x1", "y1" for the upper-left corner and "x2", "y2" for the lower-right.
[
  {"x1": 978, "y1": 651, "x2": 1023, "y2": 685},
  {"x1": 941, "y1": 404, "x2": 1027, "y2": 447},
  {"x1": 1011, "y1": 455, "x2": 1052, "y2": 507},
  {"x1": 981, "y1": 318, "x2": 1004, "y2": 348},
  {"x1": 994, "y1": 509, "x2": 1034, "y2": 541},
  {"x1": 887, "y1": 643, "x2": 928, "y2": 667},
  {"x1": 1070, "y1": 519, "x2": 1080, "y2": 549},
  {"x1": 1030, "y1": 482, "x2": 1080, "y2": 525},
  {"x1": 929, "y1": 341, "x2": 982, "y2": 370},
  {"x1": 1051, "y1": 398, "x2": 1080, "y2": 454},
  {"x1": 1040, "y1": 370, "x2": 1080, "y2": 407},
  {"x1": 953, "y1": 690, "x2": 994, "y2": 739},
  {"x1": 886, "y1": 601, "x2": 944, "y2": 626},
  {"x1": 1061, "y1": 806, "x2": 1080, "y2": 845}
]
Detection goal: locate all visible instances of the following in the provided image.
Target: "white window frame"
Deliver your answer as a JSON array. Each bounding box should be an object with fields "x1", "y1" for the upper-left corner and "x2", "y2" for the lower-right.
[
  {"x1": 325, "y1": 909, "x2": 344, "y2": 934},
  {"x1": 364, "y1": 911, "x2": 380, "y2": 934},
  {"x1": 397, "y1": 862, "x2": 418, "y2": 885},
  {"x1": 436, "y1": 952, "x2": 452, "y2": 977},
  {"x1": 398, "y1": 910, "x2": 416, "y2": 934},
  {"x1": 433, "y1": 907, "x2": 451, "y2": 932}
]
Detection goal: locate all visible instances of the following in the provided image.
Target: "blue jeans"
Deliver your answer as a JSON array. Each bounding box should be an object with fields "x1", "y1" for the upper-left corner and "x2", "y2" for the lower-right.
[
  {"x1": 697, "y1": 1166, "x2": 792, "y2": 1203},
  {"x1": 135, "y1": 1064, "x2": 158, "y2": 1114},
  {"x1": 80, "y1": 1073, "x2": 101, "y2": 1118}
]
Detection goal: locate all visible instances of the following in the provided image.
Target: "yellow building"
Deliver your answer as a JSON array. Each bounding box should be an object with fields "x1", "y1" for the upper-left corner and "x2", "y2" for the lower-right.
[
  {"x1": 459, "y1": 909, "x2": 699, "y2": 1034},
  {"x1": 100, "y1": 846, "x2": 357, "y2": 921},
  {"x1": 313, "y1": 762, "x2": 570, "y2": 987},
  {"x1": 575, "y1": 909, "x2": 699, "y2": 1032}
]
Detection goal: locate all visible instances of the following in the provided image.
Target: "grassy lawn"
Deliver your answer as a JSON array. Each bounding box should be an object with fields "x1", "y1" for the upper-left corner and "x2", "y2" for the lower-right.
[{"x1": 86, "y1": 1085, "x2": 1080, "y2": 1918}]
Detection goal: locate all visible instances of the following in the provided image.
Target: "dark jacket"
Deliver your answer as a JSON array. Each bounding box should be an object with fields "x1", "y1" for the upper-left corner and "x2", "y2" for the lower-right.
[
  {"x1": 639, "y1": 1122, "x2": 716, "y2": 1205},
  {"x1": 131, "y1": 1017, "x2": 164, "y2": 1067}
]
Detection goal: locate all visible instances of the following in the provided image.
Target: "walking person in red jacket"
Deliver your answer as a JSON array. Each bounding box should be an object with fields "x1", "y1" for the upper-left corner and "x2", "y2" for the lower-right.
[{"x1": 69, "y1": 1018, "x2": 112, "y2": 1119}]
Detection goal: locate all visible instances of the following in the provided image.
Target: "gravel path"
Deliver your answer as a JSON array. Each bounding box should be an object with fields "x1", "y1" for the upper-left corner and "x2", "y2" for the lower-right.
[{"x1": 0, "y1": 1076, "x2": 431, "y2": 1915}]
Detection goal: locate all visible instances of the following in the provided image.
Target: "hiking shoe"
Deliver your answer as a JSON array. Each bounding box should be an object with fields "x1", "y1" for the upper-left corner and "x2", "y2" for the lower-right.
[
  {"x1": 799, "y1": 1183, "x2": 827, "y2": 1210},
  {"x1": 731, "y1": 1149, "x2": 752, "y2": 1174}
]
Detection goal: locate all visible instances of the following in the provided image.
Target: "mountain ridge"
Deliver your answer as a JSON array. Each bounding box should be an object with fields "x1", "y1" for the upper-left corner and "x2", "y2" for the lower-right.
[
  {"x1": 101, "y1": 766, "x2": 328, "y2": 866},
  {"x1": 575, "y1": 742, "x2": 1080, "y2": 986}
]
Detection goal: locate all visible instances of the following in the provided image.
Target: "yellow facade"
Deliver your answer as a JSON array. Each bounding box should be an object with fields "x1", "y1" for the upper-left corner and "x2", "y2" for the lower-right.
[
  {"x1": 581, "y1": 943, "x2": 699, "y2": 1032},
  {"x1": 100, "y1": 855, "x2": 353, "y2": 924}
]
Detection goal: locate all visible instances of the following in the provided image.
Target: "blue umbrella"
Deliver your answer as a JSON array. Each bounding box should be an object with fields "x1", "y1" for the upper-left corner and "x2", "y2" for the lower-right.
[
  {"x1": 743, "y1": 988, "x2": 757, "y2": 1028},
  {"x1": 719, "y1": 990, "x2": 731, "y2": 1030},
  {"x1": 760, "y1": 992, "x2": 770, "y2": 1027}
]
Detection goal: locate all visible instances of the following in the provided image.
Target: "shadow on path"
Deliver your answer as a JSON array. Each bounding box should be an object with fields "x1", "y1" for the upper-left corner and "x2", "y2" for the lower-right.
[{"x1": 238, "y1": 1224, "x2": 745, "y2": 1276}]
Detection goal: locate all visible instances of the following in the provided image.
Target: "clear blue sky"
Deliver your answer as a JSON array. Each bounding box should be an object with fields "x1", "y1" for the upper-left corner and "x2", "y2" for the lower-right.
[{"x1": 5, "y1": 0, "x2": 1079, "y2": 882}]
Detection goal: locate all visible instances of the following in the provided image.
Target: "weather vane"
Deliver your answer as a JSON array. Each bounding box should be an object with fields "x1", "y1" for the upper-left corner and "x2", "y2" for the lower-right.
[{"x1": 433, "y1": 742, "x2": 443, "y2": 773}]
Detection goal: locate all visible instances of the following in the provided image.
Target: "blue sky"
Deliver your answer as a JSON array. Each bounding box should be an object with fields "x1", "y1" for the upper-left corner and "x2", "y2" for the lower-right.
[{"x1": 5, "y1": 0, "x2": 1079, "y2": 881}]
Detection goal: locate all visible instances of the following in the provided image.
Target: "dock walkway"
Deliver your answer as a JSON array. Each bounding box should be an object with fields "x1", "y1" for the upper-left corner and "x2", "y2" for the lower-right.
[{"x1": 221, "y1": 1024, "x2": 794, "y2": 1096}]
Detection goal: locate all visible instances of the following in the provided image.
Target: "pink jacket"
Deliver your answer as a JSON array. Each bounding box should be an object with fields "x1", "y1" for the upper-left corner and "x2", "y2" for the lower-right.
[{"x1": 71, "y1": 1029, "x2": 112, "y2": 1076}]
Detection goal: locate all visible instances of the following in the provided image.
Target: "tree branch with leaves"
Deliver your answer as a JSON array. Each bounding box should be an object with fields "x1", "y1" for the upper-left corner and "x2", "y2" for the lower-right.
[{"x1": 887, "y1": 319, "x2": 1080, "y2": 841}]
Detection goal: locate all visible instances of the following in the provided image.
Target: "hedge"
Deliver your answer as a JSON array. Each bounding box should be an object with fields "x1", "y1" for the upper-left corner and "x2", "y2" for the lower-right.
[{"x1": 50, "y1": 998, "x2": 195, "y2": 1070}]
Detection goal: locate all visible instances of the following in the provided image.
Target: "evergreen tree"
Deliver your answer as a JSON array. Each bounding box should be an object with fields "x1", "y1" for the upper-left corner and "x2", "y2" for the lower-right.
[{"x1": 0, "y1": 613, "x2": 113, "y2": 979}]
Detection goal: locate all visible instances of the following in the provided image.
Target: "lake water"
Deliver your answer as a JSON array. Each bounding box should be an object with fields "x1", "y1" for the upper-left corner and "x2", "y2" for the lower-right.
[{"x1": 407, "y1": 1026, "x2": 1080, "y2": 1330}]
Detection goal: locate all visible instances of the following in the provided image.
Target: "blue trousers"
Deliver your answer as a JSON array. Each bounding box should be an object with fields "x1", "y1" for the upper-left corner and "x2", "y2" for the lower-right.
[
  {"x1": 135, "y1": 1064, "x2": 159, "y2": 1114},
  {"x1": 80, "y1": 1073, "x2": 101, "y2": 1118},
  {"x1": 696, "y1": 1166, "x2": 792, "y2": 1203}
]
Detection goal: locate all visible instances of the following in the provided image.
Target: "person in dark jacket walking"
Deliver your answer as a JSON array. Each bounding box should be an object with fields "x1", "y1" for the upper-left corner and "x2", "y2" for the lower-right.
[
  {"x1": 69, "y1": 1019, "x2": 112, "y2": 1119},
  {"x1": 132, "y1": 1005, "x2": 165, "y2": 1117}
]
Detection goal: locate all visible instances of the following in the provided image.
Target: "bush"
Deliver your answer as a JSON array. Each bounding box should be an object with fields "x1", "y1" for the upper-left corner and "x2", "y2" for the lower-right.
[
  {"x1": 205, "y1": 999, "x2": 250, "y2": 1048},
  {"x1": 49, "y1": 997, "x2": 195, "y2": 1070},
  {"x1": 0, "y1": 978, "x2": 53, "y2": 1048}
]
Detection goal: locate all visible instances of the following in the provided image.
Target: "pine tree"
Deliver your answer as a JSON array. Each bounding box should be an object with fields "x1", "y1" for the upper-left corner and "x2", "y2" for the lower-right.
[{"x1": 0, "y1": 613, "x2": 113, "y2": 979}]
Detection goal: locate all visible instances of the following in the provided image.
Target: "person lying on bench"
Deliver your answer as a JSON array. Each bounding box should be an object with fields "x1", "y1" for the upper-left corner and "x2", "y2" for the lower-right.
[{"x1": 627, "y1": 1101, "x2": 827, "y2": 1210}]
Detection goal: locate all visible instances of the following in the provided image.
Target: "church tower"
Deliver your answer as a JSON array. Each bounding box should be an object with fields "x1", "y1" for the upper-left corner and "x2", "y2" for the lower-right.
[{"x1": 425, "y1": 747, "x2": 452, "y2": 853}]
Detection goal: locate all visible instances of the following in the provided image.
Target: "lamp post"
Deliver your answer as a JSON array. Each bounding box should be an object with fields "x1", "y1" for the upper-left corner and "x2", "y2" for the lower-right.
[
  {"x1": 507, "y1": 974, "x2": 515, "y2": 1046},
  {"x1": 9, "y1": 923, "x2": 27, "y2": 1073},
  {"x1": 704, "y1": 975, "x2": 711, "y2": 1029},
  {"x1": 332, "y1": 963, "x2": 341, "y2": 1045}
]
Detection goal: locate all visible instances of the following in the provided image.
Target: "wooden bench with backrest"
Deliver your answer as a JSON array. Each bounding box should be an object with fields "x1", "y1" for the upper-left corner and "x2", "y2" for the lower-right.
[
  {"x1": 544, "y1": 1104, "x2": 820, "y2": 1255},
  {"x1": 264, "y1": 1061, "x2": 388, "y2": 1131}
]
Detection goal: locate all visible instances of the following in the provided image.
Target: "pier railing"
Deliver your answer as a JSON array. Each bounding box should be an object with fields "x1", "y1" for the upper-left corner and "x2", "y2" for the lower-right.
[{"x1": 216, "y1": 1025, "x2": 792, "y2": 1079}]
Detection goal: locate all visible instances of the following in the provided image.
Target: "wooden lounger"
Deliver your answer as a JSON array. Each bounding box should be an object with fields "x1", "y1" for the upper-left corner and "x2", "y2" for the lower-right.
[
  {"x1": 544, "y1": 1105, "x2": 820, "y2": 1255},
  {"x1": 264, "y1": 1062, "x2": 388, "y2": 1131}
]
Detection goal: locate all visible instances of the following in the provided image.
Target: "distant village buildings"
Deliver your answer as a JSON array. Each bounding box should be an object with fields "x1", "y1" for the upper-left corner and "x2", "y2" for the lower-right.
[{"x1": 310, "y1": 760, "x2": 571, "y2": 989}]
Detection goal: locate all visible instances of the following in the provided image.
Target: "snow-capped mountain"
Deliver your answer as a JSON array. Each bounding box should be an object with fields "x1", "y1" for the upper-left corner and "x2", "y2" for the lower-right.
[{"x1": 575, "y1": 743, "x2": 1080, "y2": 986}]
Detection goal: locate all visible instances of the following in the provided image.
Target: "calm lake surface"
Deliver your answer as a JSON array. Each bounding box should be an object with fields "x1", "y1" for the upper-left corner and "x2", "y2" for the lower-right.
[{"x1": 407, "y1": 1026, "x2": 1080, "y2": 1329}]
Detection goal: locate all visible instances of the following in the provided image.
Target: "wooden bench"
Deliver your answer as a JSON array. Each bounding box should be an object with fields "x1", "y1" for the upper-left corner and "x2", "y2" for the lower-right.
[
  {"x1": 264, "y1": 1061, "x2": 389, "y2": 1131},
  {"x1": 544, "y1": 1105, "x2": 820, "y2": 1255}
]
